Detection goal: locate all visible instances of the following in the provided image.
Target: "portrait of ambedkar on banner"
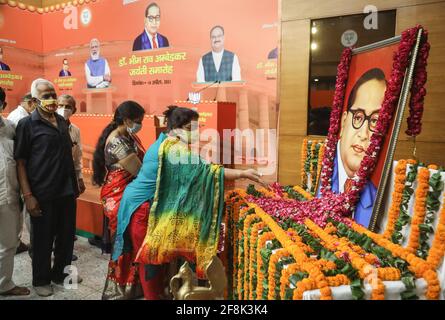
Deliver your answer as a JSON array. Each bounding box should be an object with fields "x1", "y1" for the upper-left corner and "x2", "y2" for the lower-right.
[
  {"x1": 132, "y1": 2, "x2": 170, "y2": 51},
  {"x1": 59, "y1": 59, "x2": 72, "y2": 77},
  {"x1": 196, "y1": 25, "x2": 241, "y2": 83},
  {"x1": 317, "y1": 68, "x2": 387, "y2": 228}
]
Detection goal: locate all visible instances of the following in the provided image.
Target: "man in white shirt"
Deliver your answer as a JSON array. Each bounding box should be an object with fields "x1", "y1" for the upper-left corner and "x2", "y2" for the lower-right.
[
  {"x1": 6, "y1": 93, "x2": 35, "y2": 255},
  {"x1": 0, "y1": 87, "x2": 30, "y2": 297},
  {"x1": 85, "y1": 39, "x2": 111, "y2": 89},
  {"x1": 196, "y1": 25, "x2": 241, "y2": 83},
  {"x1": 7, "y1": 93, "x2": 36, "y2": 127}
]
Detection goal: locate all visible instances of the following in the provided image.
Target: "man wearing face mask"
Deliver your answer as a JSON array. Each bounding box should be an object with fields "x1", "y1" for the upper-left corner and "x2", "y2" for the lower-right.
[
  {"x1": 14, "y1": 79, "x2": 81, "y2": 297},
  {"x1": 57, "y1": 95, "x2": 86, "y2": 195},
  {"x1": 91, "y1": 102, "x2": 146, "y2": 297}
]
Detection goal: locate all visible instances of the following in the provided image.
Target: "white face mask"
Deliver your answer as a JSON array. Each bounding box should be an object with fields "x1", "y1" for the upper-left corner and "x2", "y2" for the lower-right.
[{"x1": 57, "y1": 107, "x2": 73, "y2": 120}]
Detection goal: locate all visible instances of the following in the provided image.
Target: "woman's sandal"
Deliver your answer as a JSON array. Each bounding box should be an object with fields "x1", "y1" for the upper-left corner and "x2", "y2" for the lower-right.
[{"x1": 0, "y1": 286, "x2": 31, "y2": 296}]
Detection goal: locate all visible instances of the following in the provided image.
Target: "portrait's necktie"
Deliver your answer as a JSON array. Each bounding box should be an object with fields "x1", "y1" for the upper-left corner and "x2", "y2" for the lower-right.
[
  {"x1": 344, "y1": 178, "x2": 353, "y2": 193},
  {"x1": 152, "y1": 36, "x2": 158, "y2": 49}
]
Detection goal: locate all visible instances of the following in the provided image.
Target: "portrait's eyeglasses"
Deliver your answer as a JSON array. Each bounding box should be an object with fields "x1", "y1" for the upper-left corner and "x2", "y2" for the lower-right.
[
  {"x1": 348, "y1": 109, "x2": 379, "y2": 133},
  {"x1": 41, "y1": 93, "x2": 57, "y2": 100},
  {"x1": 146, "y1": 15, "x2": 161, "y2": 23}
]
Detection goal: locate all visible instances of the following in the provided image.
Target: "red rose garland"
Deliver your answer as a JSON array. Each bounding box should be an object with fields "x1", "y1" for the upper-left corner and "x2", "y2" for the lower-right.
[
  {"x1": 319, "y1": 47, "x2": 353, "y2": 196},
  {"x1": 406, "y1": 27, "x2": 430, "y2": 137}
]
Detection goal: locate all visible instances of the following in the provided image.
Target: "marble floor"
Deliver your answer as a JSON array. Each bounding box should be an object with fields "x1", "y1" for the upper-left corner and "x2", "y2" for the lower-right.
[{"x1": 0, "y1": 232, "x2": 109, "y2": 300}]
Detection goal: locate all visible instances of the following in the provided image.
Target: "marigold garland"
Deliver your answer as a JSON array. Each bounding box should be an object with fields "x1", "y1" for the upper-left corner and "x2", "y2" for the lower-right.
[
  {"x1": 383, "y1": 160, "x2": 408, "y2": 238},
  {"x1": 280, "y1": 263, "x2": 304, "y2": 299},
  {"x1": 243, "y1": 214, "x2": 260, "y2": 299},
  {"x1": 249, "y1": 222, "x2": 265, "y2": 300},
  {"x1": 351, "y1": 221, "x2": 440, "y2": 300},
  {"x1": 407, "y1": 167, "x2": 430, "y2": 254},
  {"x1": 248, "y1": 204, "x2": 332, "y2": 300},
  {"x1": 391, "y1": 160, "x2": 419, "y2": 244},
  {"x1": 309, "y1": 141, "x2": 318, "y2": 194},
  {"x1": 229, "y1": 170, "x2": 443, "y2": 301},
  {"x1": 235, "y1": 206, "x2": 253, "y2": 299},
  {"x1": 267, "y1": 249, "x2": 291, "y2": 300},
  {"x1": 256, "y1": 231, "x2": 275, "y2": 300},
  {"x1": 326, "y1": 274, "x2": 350, "y2": 287},
  {"x1": 418, "y1": 169, "x2": 444, "y2": 259},
  {"x1": 304, "y1": 219, "x2": 384, "y2": 299},
  {"x1": 315, "y1": 143, "x2": 325, "y2": 194},
  {"x1": 292, "y1": 185, "x2": 314, "y2": 201},
  {"x1": 427, "y1": 192, "x2": 445, "y2": 269}
]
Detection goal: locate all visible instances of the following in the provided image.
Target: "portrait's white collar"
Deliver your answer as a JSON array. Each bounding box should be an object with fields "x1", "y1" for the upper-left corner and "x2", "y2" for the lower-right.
[{"x1": 337, "y1": 141, "x2": 349, "y2": 193}]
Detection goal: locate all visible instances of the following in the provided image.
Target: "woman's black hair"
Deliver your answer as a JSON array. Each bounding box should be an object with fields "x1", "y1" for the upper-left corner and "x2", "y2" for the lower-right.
[
  {"x1": 92, "y1": 101, "x2": 145, "y2": 186},
  {"x1": 163, "y1": 105, "x2": 199, "y2": 131},
  {"x1": 347, "y1": 68, "x2": 386, "y2": 111}
]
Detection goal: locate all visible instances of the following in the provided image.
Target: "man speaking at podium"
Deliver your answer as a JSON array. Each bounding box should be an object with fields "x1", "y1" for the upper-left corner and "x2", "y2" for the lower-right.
[{"x1": 196, "y1": 25, "x2": 241, "y2": 83}]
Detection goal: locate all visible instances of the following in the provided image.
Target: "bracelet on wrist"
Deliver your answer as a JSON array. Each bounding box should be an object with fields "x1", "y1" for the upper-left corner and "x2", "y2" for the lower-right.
[{"x1": 23, "y1": 192, "x2": 33, "y2": 198}]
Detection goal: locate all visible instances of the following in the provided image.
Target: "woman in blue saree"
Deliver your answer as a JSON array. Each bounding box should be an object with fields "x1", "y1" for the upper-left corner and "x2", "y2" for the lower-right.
[{"x1": 110, "y1": 106, "x2": 264, "y2": 300}]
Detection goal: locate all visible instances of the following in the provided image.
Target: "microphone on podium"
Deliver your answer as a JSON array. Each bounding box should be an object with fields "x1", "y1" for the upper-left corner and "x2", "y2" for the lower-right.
[
  {"x1": 213, "y1": 80, "x2": 222, "y2": 101},
  {"x1": 187, "y1": 80, "x2": 221, "y2": 104}
]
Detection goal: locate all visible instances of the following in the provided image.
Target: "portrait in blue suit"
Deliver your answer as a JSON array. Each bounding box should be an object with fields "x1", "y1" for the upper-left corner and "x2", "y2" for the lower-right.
[
  {"x1": 0, "y1": 47, "x2": 11, "y2": 71},
  {"x1": 59, "y1": 58, "x2": 72, "y2": 77},
  {"x1": 317, "y1": 68, "x2": 387, "y2": 229},
  {"x1": 132, "y1": 2, "x2": 169, "y2": 51}
]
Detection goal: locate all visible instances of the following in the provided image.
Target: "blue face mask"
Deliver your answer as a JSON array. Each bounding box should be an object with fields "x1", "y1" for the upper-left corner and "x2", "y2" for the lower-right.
[{"x1": 127, "y1": 122, "x2": 142, "y2": 134}]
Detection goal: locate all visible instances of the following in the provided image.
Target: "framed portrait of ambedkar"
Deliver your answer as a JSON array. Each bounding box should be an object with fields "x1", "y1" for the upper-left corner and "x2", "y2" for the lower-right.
[{"x1": 317, "y1": 27, "x2": 427, "y2": 231}]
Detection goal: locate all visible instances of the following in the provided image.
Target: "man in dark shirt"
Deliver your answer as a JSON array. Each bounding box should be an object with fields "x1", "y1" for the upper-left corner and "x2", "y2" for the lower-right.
[{"x1": 14, "y1": 78, "x2": 81, "y2": 297}]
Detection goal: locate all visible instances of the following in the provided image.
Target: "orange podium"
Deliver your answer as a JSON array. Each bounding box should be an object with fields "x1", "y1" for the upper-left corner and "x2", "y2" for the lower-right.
[
  {"x1": 175, "y1": 100, "x2": 237, "y2": 164},
  {"x1": 190, "y1": 81, "x2": 249, "y2": 130},
  {"x1": 176, "y1": 100, "x2": 237, "y2": 133}
]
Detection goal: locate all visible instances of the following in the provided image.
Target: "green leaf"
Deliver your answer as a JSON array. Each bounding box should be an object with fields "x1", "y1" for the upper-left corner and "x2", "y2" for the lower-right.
[
  {"x1": 351, "y1": 286, "x2": 365, "y2": 300},
  {"x1": 284, "y1": 288, "x2": 294, "y2": 300},
  {"x1": 419, "y1": 223, "x2": 434, "y2": 234},
  {"x1": 400, "y1": 290, "x2": 419, "y2": 300},
  {"x1": 399, "y1": 213, "x2": 411, "y2": 225},
  {"x1": 401, "y1": 276, "x2": 415, "y2": 289}
]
